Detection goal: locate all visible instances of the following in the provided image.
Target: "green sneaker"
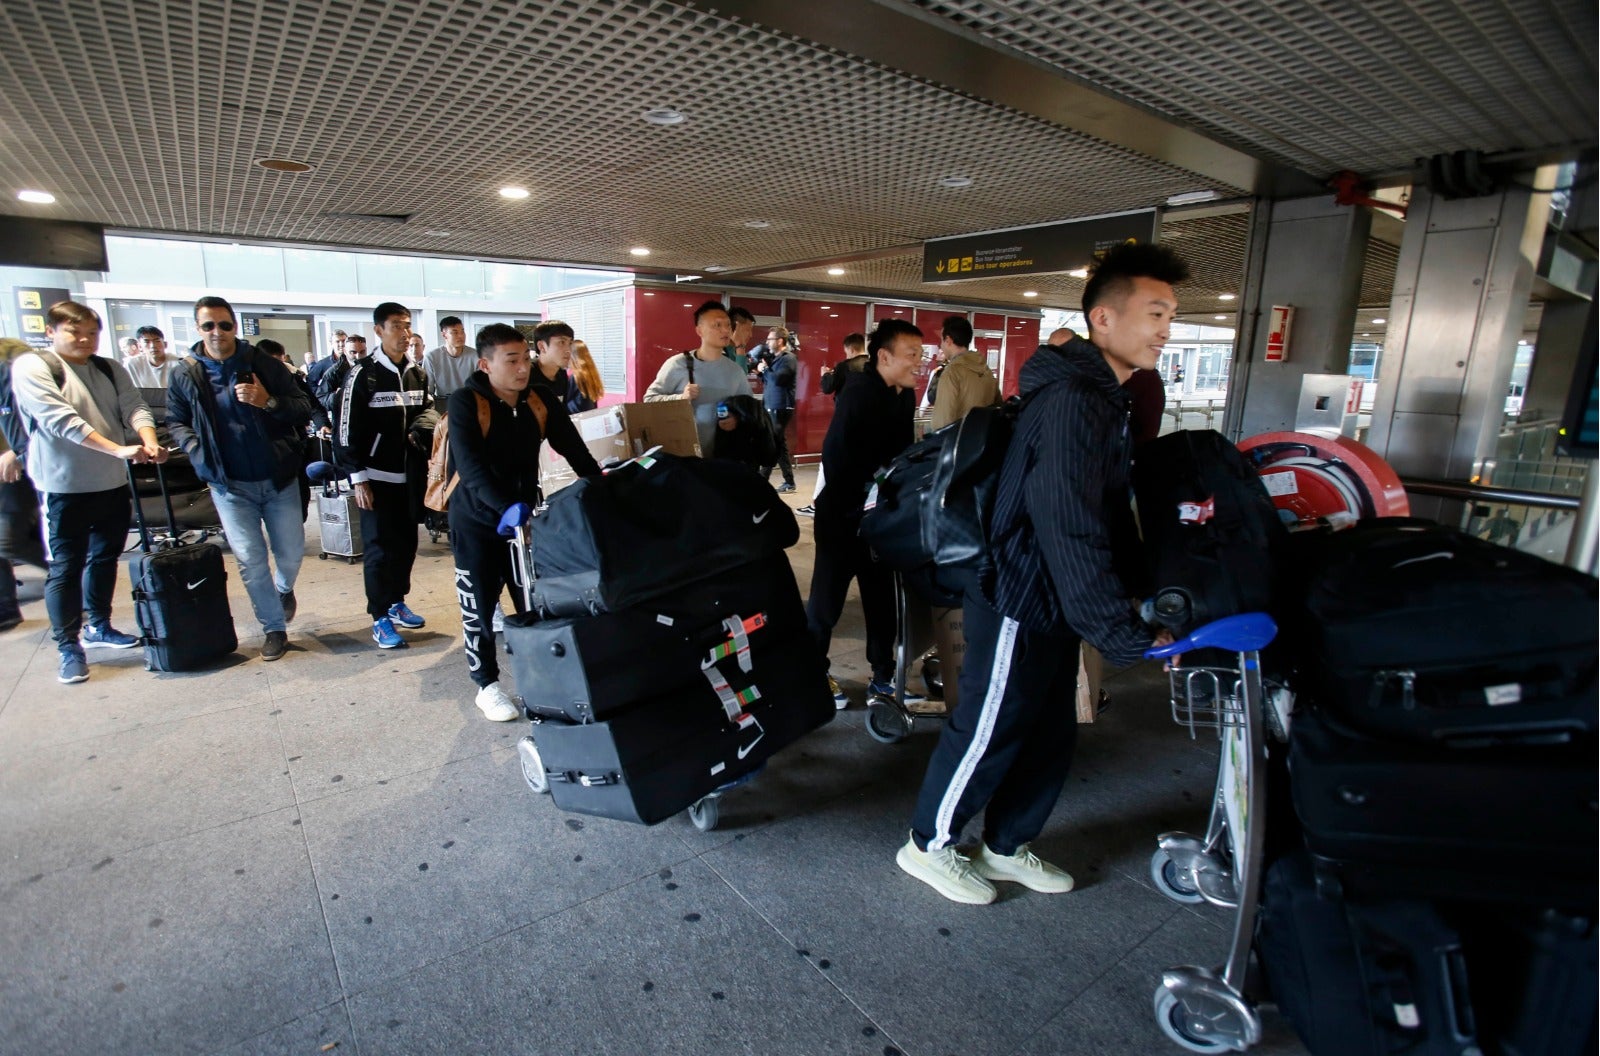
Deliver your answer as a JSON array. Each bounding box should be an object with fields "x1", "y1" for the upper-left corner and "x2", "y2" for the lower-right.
[
  {"x1": 896, "y1": 836, "x2": 996, "y2": 905},
  {"x1": 972, "y1": 842, "x2": 1076, "y2": 893}
]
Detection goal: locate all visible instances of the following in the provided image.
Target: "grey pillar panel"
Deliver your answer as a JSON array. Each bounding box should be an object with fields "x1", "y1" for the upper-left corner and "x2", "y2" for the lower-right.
[
  {"x1": 1231, "y1": 197, "x2": 1369, "y2": 439},
  {"x1": 1367, "y1": 184, "x2": 1543, "y2": 483},
  {"x1": 1521, "y1": 298, "x2": 1591, "y2": 422}
]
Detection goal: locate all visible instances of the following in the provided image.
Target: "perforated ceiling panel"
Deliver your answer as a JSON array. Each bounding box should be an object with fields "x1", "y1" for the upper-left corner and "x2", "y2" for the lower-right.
[
  {"x1": 910, "y1": 0, "x2": 1597, "y2": 177},
  {"x1": 0, "y1": 0, "x2": 1225, "y2": 278}
]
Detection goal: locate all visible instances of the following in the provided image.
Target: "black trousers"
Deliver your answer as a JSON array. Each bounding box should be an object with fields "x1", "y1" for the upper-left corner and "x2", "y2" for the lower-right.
[
  {"x1": 358, "y1": 479, "x2": 419, "y2": 620},
  {"x1": 43, "y1": 486, "x2": 132, "y2": 649},
  {"x1": 910, "y1": 592, "x2": 1080, "y2": 855},
  {"x1": 804, "y1": 524, "x2": 895, "y2": 682},
  {"x1": 761, "y1": 407, "x2": 795, "y2": 486},
  {"x1": 448, "y1": 514, "x2": 522, "y2": 689}
]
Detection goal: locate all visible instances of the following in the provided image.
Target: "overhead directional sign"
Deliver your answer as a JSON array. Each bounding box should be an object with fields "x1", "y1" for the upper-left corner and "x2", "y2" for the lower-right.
[{"x1": 921, "y1": 209, "x2": 1157, "y2": 283}]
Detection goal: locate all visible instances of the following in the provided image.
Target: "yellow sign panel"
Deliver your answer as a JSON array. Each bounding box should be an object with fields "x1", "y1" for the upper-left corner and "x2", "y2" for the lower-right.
[
  {"x1": 17, "y1": 291, "x2": 41, "y2": 310},
  {"x1": 960, "y1": 257, "x2": 973, "y2": 272},
  {"x1": 22, "y1": 314, "x2": 45, "y2": 333}
]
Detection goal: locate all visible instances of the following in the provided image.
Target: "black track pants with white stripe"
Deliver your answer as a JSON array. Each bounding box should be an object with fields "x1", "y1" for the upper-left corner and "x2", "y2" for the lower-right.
[{"x1": 910, "y1": 592, "x2": 1081, "y2": 856}]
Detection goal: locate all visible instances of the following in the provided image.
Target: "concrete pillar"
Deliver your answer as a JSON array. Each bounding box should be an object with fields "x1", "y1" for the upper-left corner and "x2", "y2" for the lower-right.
[
  {"x1": 1222, "y1": 196, "x2": 1371, "y2": 440},
  {"x1": 1364, "y1": 182, "x2": 1550, "y2": 516}
]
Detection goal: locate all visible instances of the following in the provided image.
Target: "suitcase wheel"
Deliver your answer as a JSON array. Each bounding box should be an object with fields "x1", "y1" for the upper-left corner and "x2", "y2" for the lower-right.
[
  {"x1": 515, "y1": 736, "x2": 550, "y2": 795},
  {"x1": 866, "y1": 698, "x2": 913, "y2": 744},
  {"x1": 318, "y1": 553, "x2": 327, "y2": 560},
  {"x1": 687, "y1": 795, "x2": 719, "y2": 832},
  {"x1": 1149, "y1": 847, "x2": 1205, "y2": 905}
]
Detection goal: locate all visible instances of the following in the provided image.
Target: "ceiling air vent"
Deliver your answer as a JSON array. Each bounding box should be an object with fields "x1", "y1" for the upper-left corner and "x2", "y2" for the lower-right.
[{"x1": 321, "y1": 212, "x2": 415, "y2": 224}]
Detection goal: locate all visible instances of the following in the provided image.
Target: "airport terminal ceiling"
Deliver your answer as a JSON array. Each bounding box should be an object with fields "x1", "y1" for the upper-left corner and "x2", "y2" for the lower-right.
[{"x1": 0, "y1": 0, "x2": 1592, "y2": 311}]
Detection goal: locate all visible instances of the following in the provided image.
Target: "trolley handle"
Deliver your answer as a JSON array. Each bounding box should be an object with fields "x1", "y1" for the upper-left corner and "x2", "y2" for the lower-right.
[{"x1": 1144, "y1": 612, "x2": 1277, "y2": 660}]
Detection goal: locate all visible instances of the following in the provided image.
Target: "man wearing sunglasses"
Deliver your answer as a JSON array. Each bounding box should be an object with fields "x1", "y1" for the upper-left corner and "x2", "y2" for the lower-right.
[{"x1": 167, "y1": 296, "x2": 316, "y2": 662}]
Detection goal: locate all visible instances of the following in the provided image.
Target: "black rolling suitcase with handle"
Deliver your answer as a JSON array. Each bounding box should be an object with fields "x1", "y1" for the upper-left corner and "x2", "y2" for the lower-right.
[
  {"x1": 1283, "y1": 518, "x2": 1597, "y2": 746},
  {"x1": 1131, "y1": 429, "x2": 1288, "y2": 634},
  {"x1": 127, "y1": 463, "x2": 238, "y2": 672}
]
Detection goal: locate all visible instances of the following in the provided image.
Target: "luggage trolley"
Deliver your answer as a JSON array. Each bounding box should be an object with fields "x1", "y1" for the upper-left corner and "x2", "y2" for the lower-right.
[
  {"x1": 865, "y1": 572, "x2": 945, "y2": 744},
  {"x1": 1143, "y1": 613, "x2": 1281, "y2": 1054}
]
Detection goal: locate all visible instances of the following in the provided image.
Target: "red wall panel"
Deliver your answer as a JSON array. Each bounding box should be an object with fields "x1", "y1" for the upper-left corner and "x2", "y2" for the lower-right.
[
  {"x1": 789, "y1": 299, "x2": 868, "y2": 456},
  {"x1": 629, "y1": 289, "x2": 709, "y2": 401},
  {"x1": 1001, "y1": 316, "x2": 1041, "y2": 397}
]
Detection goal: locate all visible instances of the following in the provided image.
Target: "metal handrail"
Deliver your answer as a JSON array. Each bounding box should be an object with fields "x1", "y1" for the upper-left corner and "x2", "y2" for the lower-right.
[{"x1": 1401, "y1": 476, "x2": 1583, "y2": 512}]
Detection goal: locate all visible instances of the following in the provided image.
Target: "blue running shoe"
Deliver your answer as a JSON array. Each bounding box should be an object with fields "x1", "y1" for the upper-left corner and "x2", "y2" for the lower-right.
[
  {"x1": 81, "y1": 623, "x2": 139, "y2": 649},
  {"x1": 372, "y1": 617, "x2": 406, "y2": 649},
  {"x1": 386, "y1": 602, "x2": 425, "y2": 629},
  {"x1": 58, "y1": 647, "x2": 89, "y2": 684}
]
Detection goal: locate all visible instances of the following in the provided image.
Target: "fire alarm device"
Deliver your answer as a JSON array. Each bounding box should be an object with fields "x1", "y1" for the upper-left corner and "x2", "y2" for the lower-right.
[{"x1": 1265, "y1": 304, "x2": 1294, "y2": 362}]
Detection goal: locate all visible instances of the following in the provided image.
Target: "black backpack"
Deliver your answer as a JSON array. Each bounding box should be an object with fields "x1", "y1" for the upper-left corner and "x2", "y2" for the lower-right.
[{"x1": 858, "y1": 400, "x2": 1015, "y2": 604}]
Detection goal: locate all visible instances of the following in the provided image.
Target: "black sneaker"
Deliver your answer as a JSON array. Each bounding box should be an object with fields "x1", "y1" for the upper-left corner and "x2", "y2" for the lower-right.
[
  {"x1": 279, "y1": 591, "x2": 297, "y2": 624},
  {"x1": 261, "y1": 630, "x2": 288, "y2": 662}
]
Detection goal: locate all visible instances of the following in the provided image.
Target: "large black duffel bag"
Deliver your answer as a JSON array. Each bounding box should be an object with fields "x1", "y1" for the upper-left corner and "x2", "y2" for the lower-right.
[
  {"x1": 1283, "y1": 518, "x2": 1598, "y2": 746},
  {"x1": 516, "y1": 453, "x2": 797, "y2": 619},
  {"x1": 1132, "y1": 429, "x2": 1288, "y2": 634}
]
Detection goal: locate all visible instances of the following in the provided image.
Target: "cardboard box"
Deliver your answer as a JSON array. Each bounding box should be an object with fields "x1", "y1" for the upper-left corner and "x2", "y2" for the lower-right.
[
  {"x1": 929, "y1": 606, "x2": 965, "y2": 713},
  {"x1": 1075, "y1": 642, "x2": 1103, "y2": 723},
  {"x1": 541, "y1": 400, "x2": 702, "y2": 493}
]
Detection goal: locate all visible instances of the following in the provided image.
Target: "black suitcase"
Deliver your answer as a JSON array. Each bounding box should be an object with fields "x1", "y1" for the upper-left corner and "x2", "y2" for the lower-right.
[
  {"x1": 527, "y1": 623, "x2": 833, "y2": 825},
  {"x1": 1257, "y1": 851, "x2": 1481, "y2": 1056},
  {"x1": 520, "y1": 453, "x2": 797, "y2": 618},
  {"x1": 1289, "y1": 707, "x2": 1598, "y2": 909},
  {"x1": 1284, "y1": 518, "x2": 1597, "y2": 746},
  {"x1": 1131, "y1": 429, "x2": 1288, "y2": 634},
  {"x1": 503, "y1": 554, "x2": 808, "y2": 724},
  {"x1": 127, "y1": 464, "x2": 238, "y2": 672},
  {"x1": 1465, "y1": 908, "x2": 1597, "y2": 1056}
]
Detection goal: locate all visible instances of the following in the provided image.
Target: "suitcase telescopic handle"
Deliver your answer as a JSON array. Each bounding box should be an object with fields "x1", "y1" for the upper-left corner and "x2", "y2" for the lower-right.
[
  {"x1": 125, "y1": 458, "x2": 180, "y2": 551},
  {"x1": 509, "y1": 523, "x2": 536, "y2": 613}
]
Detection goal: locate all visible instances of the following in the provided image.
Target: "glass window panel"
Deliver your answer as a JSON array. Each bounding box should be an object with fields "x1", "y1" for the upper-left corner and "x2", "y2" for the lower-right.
[
  {"x1": 284, "y1": 249, "x2": 359, "y2": 294},
  {"x1": 106, "y1": 237, "x2": 205, "y2": 286},
  {"x1": 354, "y1": 254, "x2": 424, "y2": 299},
  {"x1": 202, "y1": 242, "x2": 285, "y2": 290},
  {"x1": 425, "y1": 258, "x2": 485, "y2": 299}
]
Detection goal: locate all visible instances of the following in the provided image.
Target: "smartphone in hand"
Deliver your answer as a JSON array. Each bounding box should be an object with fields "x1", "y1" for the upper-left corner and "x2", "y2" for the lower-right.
[{"x1": 236, "y1": 370, "x2": 255, "y2": 385}]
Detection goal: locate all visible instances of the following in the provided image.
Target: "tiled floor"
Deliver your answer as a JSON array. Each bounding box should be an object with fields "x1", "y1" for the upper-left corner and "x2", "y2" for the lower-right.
[{"x1": 0, "y1": 465, "x2": 1308, "y2": 1055}]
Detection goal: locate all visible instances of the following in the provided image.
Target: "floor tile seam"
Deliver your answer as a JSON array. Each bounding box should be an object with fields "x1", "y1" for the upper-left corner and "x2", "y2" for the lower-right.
[
  {"x1": 4, "y1": 801, "x2": 304, "y2": 887},
  {"x1": 326, "y1": 850, "x2": 706, "y2": 1003},
  {"x1": 0, "y1": 630, "x2": 53, "y2": 720},
  {"x1": 199, "y1": 996, "x2": 351, "y2": 1056},
  {"x1": 997, "y1": 904, "x2": 1187, "y2": 1056},
  {"x1": 693, "y1": 849, "x2": 913, "y2": 1054},
  {"x1": 271, "y1": 709, "x2": 366, "y2": 1056}
]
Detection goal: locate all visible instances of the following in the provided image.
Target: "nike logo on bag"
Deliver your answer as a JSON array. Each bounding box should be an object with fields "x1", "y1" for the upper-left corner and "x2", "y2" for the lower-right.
[
  {"x1": 186, "y1": 579, "x2": 206, "y2": 590},
  {"x1": 752, "y1": 511, "x2": 769, "y2": 524},
  {"x1": 736, "y1": 733, "x2": 765, "y2": 759}
]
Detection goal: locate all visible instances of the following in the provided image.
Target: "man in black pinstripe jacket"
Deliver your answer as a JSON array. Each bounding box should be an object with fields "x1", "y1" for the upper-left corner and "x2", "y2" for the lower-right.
[{"x1": 898, "y1": 242, "x2": 1187, "y2": 905}]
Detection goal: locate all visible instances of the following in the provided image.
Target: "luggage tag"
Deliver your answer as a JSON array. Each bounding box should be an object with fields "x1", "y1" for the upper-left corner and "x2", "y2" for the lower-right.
[{"x1": 700, "y1": 614, "x2": 769, "y2": 766}]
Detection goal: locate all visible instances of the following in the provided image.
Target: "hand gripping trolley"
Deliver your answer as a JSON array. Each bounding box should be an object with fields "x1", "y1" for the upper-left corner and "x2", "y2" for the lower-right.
[{"x1": 1143, "y1": 612, "x2": 1284, "y2": 1054}]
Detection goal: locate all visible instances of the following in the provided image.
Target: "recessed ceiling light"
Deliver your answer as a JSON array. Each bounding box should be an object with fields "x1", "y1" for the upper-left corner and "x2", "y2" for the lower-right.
[
  {"x1": 826, "y1": 267, "x2": 845, "y2": 276},
  {"x1": 17, "y1": 189, "x2": 55, "y2": 204},
  {"x1": 255, "y1": 158, "x2": 313, "y2": 174},
  {"x1": 1166, "y1": 189, "x2": 1220, "y2": 206},
  {"x1": 1372, "y1": 317, "x2": 1386, "y2": 324},
  {"x1": 1218, "y1": 293, "x2": 1236, "y2": 301},
  {"x1": 1022, "y1": 291, "x2": 1038, "y2": 298},
  {"x1": 940, "y1": 175, "x2": 974, "y2": 189},
  {"x1": 1214, "y1": 315, "x2": 1228, "y2": 320},
  {"x1": 642, "y1": 108, "x2": 686, "y2": 126},
  {"x1": 643, "y1": 292, "x2": 655, "y2": 297},
  {"x1": 703, "y1": 264, "x2": 725, "y2": 272},
  {"x1": 819, "y1": 306, "x2": 830, "y2": 310},
  {"x1": 893, "y1": 309, "x2": 904, "y2": 314},
  {"x1": 1067, "y1": 267, "x2": 1088, "y2": 279},
  {"x1": 744, "y1": 219, "x2": 771, "y2": 229},
  {"x1": 499, "y1": 185, "x2": 530, "y2": 199},
  {"x1": 629, "y1": 247, "x2": 651, "y2": 257},
  {"x1": 830, "y1": 313, "x2": 839, "y2": 318},
  {"x1": 423, "y1": 229, "x2": 453, "y2": 237},
  {"x1": 683, "y1": 303, "x2": 692, "y2": 308}
]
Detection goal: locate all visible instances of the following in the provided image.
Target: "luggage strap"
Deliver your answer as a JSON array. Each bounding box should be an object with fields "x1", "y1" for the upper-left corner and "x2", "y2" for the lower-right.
[{"x1": 700, "y1": 613, "x2": 767, "y2": 724}]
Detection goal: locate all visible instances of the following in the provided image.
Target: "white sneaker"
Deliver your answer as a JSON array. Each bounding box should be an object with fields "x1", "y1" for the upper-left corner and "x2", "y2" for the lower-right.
[
  {"x1": 828, "y1": 675, "x2": 848, "y2": 710},
  {"x1": 972, "y1": 842, "x2": 1076, "y2": 893},
  {"x1": 896, "y1": 836, "x2": 996, "y2": 905},
  {"x1": 474, "y1": 682, "x2": 521, "y2": 722}
]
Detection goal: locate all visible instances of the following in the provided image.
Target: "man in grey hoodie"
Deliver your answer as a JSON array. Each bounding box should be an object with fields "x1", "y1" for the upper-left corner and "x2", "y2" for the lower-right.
[{"x1": 10, "y1": 301, "x2": 167, "y2": 684}]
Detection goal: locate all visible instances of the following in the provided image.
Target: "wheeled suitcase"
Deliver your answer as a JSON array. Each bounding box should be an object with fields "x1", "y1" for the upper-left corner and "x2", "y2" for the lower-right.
[
  {"x1": 518, "y1": 452, "x2": 796, "y2": 618},
  {"x1": 503, "y1": 554, "x2": 808, "y2": 724},
  {"x1": 1288, "y1": 706, "x2": 1597, "y2": 909},
  {"x1": 1257, "y1": 852, "x2": 1481, "y2": 1056},
  {"x1": 127, "y1": 464, "x2": 238, "y2": 672},
  {"x1": 1132, "y1": 429, "x2": 1288, "y2": 634},
  {"x1": 1282, "y1": 518, "x2": 1597, "y2": 746}
]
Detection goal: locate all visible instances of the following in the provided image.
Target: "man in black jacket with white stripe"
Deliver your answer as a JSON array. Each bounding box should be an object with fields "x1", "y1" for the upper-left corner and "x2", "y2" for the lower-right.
[
  {"x1": 898, "y1": 242, "x2": 1184, "y2": 905},
  {"x1": 336, "y1": 302, "x2": 432, "y2": 649}
]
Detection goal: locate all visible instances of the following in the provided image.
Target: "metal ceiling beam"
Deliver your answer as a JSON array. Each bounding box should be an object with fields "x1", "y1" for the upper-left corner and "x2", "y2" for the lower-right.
[{"x1": 695, "y1": 0, "x2": 1324, "y2": 199}]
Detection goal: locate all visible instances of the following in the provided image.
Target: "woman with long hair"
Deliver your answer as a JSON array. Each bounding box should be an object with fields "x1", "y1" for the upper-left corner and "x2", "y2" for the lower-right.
[{"x1": 570, "y1": 339, "x2": 604, "y2": 411}]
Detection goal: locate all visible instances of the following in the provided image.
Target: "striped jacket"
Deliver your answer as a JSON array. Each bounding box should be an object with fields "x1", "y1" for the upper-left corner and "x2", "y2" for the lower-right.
[
  {"x1": 334, "y1": 350, "x2": 430, "y2": 485},
  {"x1": 987, "y1": 338, "x2": 1153, "y2": 666}
]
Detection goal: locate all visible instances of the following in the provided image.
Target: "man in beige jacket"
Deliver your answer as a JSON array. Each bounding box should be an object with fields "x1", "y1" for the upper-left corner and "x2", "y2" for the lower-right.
[{"x1": 928, "y1": 316, "x2": 1000, "y2": 431}]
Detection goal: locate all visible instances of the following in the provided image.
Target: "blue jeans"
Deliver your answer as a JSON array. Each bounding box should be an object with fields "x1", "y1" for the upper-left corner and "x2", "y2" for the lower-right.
[{"x1": 210, "y1": 479, "x2": 304, "y2": 633}]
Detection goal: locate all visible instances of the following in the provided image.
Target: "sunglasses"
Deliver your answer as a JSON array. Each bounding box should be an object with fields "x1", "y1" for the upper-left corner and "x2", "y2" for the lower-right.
[{"x1": 198, "y1": 320, "x2": 236, "y2": 333}]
